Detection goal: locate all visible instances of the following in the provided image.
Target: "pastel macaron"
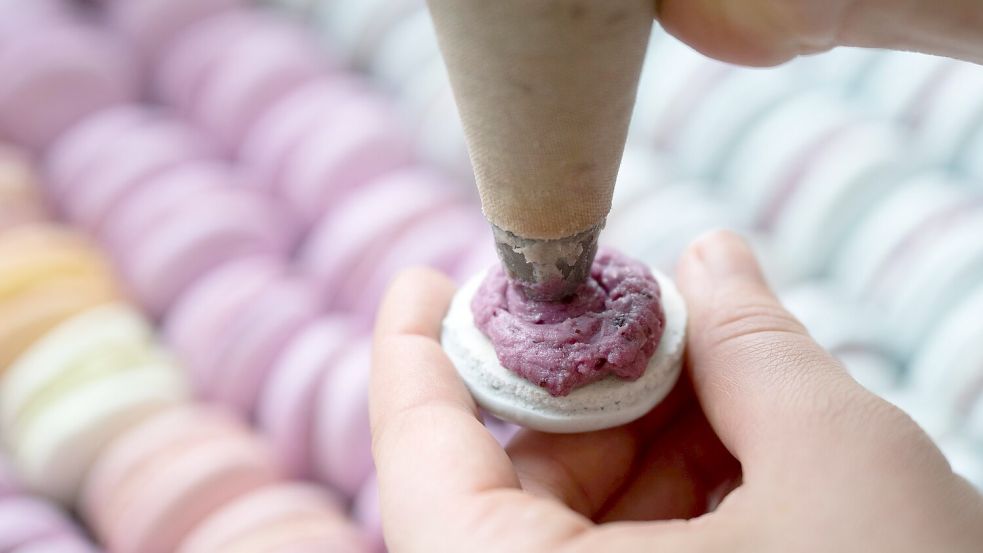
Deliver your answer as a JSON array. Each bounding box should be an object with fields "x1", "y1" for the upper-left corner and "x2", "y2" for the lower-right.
[
  {"x1": 352, "y1": 203, "x2": 487, "y2": 318},
  {"x1": 164, "y1": 255, "x2": 286, "y2": 386},
  {"x1": 0, "y1": 303, "x2": 187, "y2": 504},
  {"x1": 300, "y1": 167, "x2": 466, "y2": 311},
  {"x1": 190, "y1": 274, "x2": 323, "y2": 415},
  {"x1": 177, "y1": 483, "x2": 370, "y2": 553},
  {"x1": 107, "y1": 0, "x2": 243, "y2": 65},
  {"x1": 0, "y1": 495, "x2": 91, "y2": 551},
  {"x1": 177, "y1": 13, "x2": 330, "y2": 153},
  {"x1": 82, "y1": 404, "x2": 282, "y2": 553},
  {"x1": 272, "y1": 93, "x2": 415, "y2": 227},
  {"x1": 0, "y1": 22, "x2": 136, "y2": 151},
  {"x1": 352, "y1": 474, "x2": 385, "y2": 553},
  {"x1": 0, "y1": 225, "x2": 120, "y2": 370},
  {"x1": 313, "y1": 338, "x2": 374, "y2": 497},
  {"x1": 257, "y1": 316, "x2": 357, "y2": 478},
  {"x1": 833, "y1": 173, "x2": 983, "y2": 357},
  {"x1": 48, "y1": 110, "x2": 215, "y2": 233},
  {"x1": 107, "y1": 165, "x2": 293, "y2": 317}
]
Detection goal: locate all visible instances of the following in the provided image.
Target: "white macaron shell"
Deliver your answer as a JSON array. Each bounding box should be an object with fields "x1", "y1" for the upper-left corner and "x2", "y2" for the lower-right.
[{"x1": 442, "y1": 269, "x2": 686, "y2": 434}]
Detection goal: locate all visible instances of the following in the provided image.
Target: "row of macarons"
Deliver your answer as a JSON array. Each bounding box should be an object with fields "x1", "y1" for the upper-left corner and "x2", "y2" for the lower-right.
[
  {"x1": 0, "y1": 189, "x2": 382, "y2": 552},
  {"x1": 0, "y1": 0, "x2": 474, "y2": 190}
]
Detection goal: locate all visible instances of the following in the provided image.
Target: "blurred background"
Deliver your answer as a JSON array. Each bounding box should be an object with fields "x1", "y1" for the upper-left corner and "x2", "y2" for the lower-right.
[{"x1": 0, "y1": 0, "x2": 982, "y2": 550}]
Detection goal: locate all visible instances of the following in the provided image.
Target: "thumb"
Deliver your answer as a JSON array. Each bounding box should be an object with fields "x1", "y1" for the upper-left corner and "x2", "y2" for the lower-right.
[{"x1": 675, "y1": 230, "x2": 869, "y2": 465}]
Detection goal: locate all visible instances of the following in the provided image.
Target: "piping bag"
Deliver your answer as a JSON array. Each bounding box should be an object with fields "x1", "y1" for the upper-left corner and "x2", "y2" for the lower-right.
[{"x1": 427, "y1": 0, "x2": 654, "y2": 300}]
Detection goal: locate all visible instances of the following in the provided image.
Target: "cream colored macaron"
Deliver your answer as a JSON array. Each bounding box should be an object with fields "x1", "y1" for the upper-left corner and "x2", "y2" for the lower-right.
[{"x1": 442, "y1": 269, "x2": 686, "y2": 434}]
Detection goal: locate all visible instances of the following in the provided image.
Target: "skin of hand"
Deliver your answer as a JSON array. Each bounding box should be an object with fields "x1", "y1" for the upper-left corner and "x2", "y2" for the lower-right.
[
  {"x1": 370, "y1": 230, "x2": 983, "y2": 553},
  {"x1": 655, "y1": 0, "x2": 983, "y2": 66}
]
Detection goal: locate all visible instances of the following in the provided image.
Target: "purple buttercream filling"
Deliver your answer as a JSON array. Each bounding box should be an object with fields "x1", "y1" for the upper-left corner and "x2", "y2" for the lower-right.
[{"x1": 471, "y1": 248, "x2": 665, "y2": 397}]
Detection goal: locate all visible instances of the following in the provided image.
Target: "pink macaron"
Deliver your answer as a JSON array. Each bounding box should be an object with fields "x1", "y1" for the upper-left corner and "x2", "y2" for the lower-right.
[
  {"x1": 0, "y1": 23, "x2": 137, "y2": 152},
  {"x1": 257, "y1": 316, "x2": 358, "y2": 478},
  {"x1": 154, "y1": 10, "x2": 264, "y2": 111},
  {"x1": 58, "y1": 115, "x2": 216, "y2": 233},
  {"x1": 111, "y1": 176, "x2": 292, "y2": 317},
  {"x1": 177, "y1": 483, "x2": 369, "y2": 553},
  {"x1": 299, "y1": 167, "x2": 466, "y2": 308},
  {"x1": 44, "y1": 104, "x2": 154, "y2": 202},
  {"x1": 240, "y1": 76, "x2": 370, "y2": 194},
  {"x1": 184, "y1": 14, "x2": 330, "y2": 153},
  {"x1": 350, "y1": 203, "x2": 486, "y2": 318},
  {"x1": 194, "y1": 273, "x2": 323, "y2": 415},
  {"x1": 313, "y1": 338, "x2": 373, "y2": 498},
  {"x1": 106, "y1": 0, "x2": 244, "y2": 66},
  {"x1": 164, "y1": 255, "x2": 287, "y2": 386},
  {"x1": 276, "y1": 94, "x2": 415, "y2": 227},
  {"x1": 82, "y1": 404, "x2": 281, "y2": 553}
]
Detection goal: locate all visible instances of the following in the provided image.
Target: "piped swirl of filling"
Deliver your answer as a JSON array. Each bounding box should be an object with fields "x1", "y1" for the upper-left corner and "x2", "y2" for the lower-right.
[{"x1": 471, "y1": 248, "x2": 665, "y2": 397}]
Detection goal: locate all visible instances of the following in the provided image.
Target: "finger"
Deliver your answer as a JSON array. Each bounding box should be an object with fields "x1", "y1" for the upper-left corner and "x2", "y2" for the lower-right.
[
  {"x1": 656, "y1": 0, "x2": 835, "y2": 66},
  {"x1": 567, "y1": 516, "x2": 746, "y2": 553},
  {"x1": 370, "y1": 267, "x2": 520, "y2": 549},
  {"x1": 597, "y1": 402, "x2": 740, "y2": 522},
  {"x1": 675, "y1": 230, "x2": 869, "y2": 465},
  {"x1": 507, "y1": 377, "x2": 690, "y2": 518}
]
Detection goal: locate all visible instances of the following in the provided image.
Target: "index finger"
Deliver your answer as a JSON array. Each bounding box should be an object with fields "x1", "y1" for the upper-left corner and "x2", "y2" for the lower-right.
[{"x1": 370, "y1": 267, "x2": 520, "y2": 549}]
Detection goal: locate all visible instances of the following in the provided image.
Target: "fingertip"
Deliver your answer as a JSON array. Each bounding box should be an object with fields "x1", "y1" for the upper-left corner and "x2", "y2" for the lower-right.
[{"x1": 375, "y1": 266, "x2": 458, "y2": 339}]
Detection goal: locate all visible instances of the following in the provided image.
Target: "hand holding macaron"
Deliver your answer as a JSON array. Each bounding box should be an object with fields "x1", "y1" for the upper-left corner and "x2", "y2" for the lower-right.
[{"x1": 370, "y1": 231, "x2": 983, "y2": 553}]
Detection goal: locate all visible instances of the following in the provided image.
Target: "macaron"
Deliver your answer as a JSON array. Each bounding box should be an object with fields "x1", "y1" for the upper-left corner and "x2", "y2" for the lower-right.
[
  {"x1": 240, "y1": 76, "x2": 369, "y2": 195},
  {"x1": 0, "y1": 495, "x2": 82, "y2": 550},
  {"x1": 57, "y1": 115, "x2": 216, "y2": 233},
  {"x1": 906, "y1": 62, "x2": 983, "y2": 168},
  {"x1": 300, "y1": 167, "x2": 465, "y2": 306},
  {"x1": 276, "y1": 94, "x2": 414, "y2": 227},
  {"x1": 154, "y1": 11, "x2": 265, "y2": 111},
  {"x1": 257, "y1": 316, "x2": 357, "y2": 478},
  {"x1": 44, "y1": 103, "x2": 156, "y2": 201},
  {"x1": 112, "y1": 181, "x2": 292, "y2": 318},
  {"x1": 352, "y1": 474, "x2": 385, "y2": 553},
  {"x1": 630, "y1": 35, "x2": 733, "y2": 147},
  {"x1": 352, "y1": 204, "x2": 486, "y2": 319},
  {"x1": 1, "y1": 303, "x2": 187, "y2": 504},
  {"x1": 313, "y1": 339, "x2": 374, "y2": 497},
  {"x1": 833, "y1": 173, "x2": 983, "y2": 356},
  {"x1": 177, "y1": 483, "x2": 370, "y2": 553},
  {"x1": 603, "y1": 182, "x2": 742, "y2": 276},
  {"x1": 0, "y1": 22, "x2": 136, "y2": 151},
  {"x1": 854, "y1": 50, "x2": 959, "y2": 125},
  {"x1": 0, "y1": 226, "x2": 120, "y2": 370},
  {"x1": 164, "y1": 255, "x2": 286, "y2": 387},
  {"x1": 909, "y1": 282, "x2": 983, "y2": 434},
  {"x1": 442, "y1": 265, "x2": 687, "y2": 433},
  {"x1": 82, "y1": 404, "x2": 281, "y2": 553},
  {"x1": 367, "y1": 7, "x2": 441, "y2": 90},
  {"x1": 185, "y1": 15, "x2": 328, "y2": 153},
  {"x1": 669, "y1": 68, "x2": 799, "y2": 180},
  {"x1": 107, "y1": 0, "x2": 243, "y2": 65},
  {"x1": 0, "y1": 273, "x2": 120, "y2": 372},
  {"x1": 193, "y1": 274, "x2": 322, "y2": 415}
]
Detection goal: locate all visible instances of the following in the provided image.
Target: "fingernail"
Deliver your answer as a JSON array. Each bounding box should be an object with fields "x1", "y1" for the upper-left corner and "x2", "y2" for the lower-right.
[{"x1": 693, "y1": 230, "x2": 763, "y2": 282}]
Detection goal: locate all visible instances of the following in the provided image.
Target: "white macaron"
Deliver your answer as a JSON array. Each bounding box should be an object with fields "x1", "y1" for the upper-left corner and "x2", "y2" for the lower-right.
[{"x1": 442, "y1": 268, "x2": 686, "y2": 434}]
